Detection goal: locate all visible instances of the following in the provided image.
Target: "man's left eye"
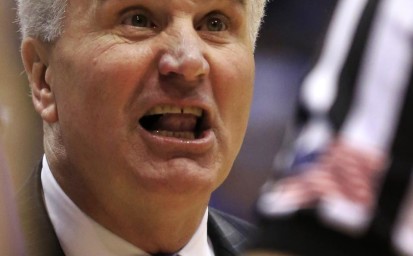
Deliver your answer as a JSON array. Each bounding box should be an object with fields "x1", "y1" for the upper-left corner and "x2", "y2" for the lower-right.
[
  {"x1": 197, "y1": 15, "x2": 229, "y2": 32},
  {"x1": 207, "y1": 17, "x2": 227, "y2": 31},
  {"x1": 122, "y1": 14, "x2": 156, "y2": 28}
]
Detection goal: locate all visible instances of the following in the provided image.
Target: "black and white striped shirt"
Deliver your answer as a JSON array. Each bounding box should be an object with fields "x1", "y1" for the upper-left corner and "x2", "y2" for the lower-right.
[{"x1": 256, "y1": 0, "x2": 413, "y2": 255}]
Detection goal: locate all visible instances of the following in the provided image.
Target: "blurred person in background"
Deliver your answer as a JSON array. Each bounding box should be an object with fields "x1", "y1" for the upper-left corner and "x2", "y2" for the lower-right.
[
  {"x1": 1, "y1": 0, "x2": 34, "y2": 254},
  {"x1": 1, "y1": 0, "x2": 44, "y2": 191},
  {"x1": 247, "y1": 0, "x2": 413, "y2": 255},
  {"x1": 0, "y1": 109, "x2": 25, "y2": 255},
  {"x1": 15, "y1": 0, "x2": 268, "y2": 255}
]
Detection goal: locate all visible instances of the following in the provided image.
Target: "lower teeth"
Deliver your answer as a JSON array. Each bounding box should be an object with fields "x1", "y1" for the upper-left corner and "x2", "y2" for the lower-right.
[{"x1": 152, "y1": 130, "x2": 195, "y2": 140}]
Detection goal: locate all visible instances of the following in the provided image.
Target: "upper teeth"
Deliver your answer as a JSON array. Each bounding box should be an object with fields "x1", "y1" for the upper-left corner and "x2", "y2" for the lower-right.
[{"x1": 145, "y1": 105, "x2": 203, "y2": 117}]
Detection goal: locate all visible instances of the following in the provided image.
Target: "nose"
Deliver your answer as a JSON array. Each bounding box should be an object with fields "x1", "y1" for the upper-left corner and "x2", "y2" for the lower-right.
[{"x1": 158, "y1": 26, "x2": 210, "y2": 83}]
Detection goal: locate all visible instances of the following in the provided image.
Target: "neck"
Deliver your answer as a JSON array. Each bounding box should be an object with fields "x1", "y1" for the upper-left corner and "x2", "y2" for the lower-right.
[
  {"x1": 89, "y1": 198, "x2": 209, "y2": 253},
  {"x1": 50, "y1": 161, "x2": 210, "y2": 253}
]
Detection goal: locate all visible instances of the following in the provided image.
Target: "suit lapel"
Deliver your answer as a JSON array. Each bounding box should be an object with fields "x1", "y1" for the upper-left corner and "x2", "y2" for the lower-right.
[
  {"x1": 17, "y1": 161, "x2": 65, "y2": 256},
  {"x1": 208, "y1": 209, "x2": 254, "y2": 256}
]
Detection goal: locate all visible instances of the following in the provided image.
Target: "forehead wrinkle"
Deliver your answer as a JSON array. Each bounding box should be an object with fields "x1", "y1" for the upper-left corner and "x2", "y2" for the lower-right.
[
  {"x1": 97, "y1": 0, "x2": 246, "y2": 6},
  {"x1": 233, "y1": 0, "x2": 245, "y2": 5},
  {"x1": 97, "y1": 0, "x2": 108, "y2": 5}
]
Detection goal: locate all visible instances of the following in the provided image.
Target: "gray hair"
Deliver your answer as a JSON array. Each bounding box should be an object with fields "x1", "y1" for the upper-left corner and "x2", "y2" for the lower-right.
[
  {"x1": 16, "y1": 0, "x2": 267, "y2": 44},
  {"x1": 249, "y1": 0, "x2": 268, "y2": 44},
  {"x1": 16, "y1": 0, "x2": 67, "y2": 42}
]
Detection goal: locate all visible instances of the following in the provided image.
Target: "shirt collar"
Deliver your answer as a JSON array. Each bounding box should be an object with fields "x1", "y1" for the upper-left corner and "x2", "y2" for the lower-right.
[{"x1": 41, "y1": 155, "x2": 214, "y2": 256}]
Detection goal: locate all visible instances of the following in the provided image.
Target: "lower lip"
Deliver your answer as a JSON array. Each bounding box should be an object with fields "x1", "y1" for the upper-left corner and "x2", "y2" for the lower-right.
[{"x1": 138, "y1": 126, "x2": 216, "y2": 154}]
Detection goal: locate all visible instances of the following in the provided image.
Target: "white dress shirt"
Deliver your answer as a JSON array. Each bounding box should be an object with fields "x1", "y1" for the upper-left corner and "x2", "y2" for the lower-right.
[{"x1": 41, "y1": 156, "x2": 215, "y2": 256}]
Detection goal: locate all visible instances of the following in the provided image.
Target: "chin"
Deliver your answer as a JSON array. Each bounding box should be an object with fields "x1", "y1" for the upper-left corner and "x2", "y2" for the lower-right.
[{"x1": 137, "y1": 158, "x2": 224, "y2": 195}]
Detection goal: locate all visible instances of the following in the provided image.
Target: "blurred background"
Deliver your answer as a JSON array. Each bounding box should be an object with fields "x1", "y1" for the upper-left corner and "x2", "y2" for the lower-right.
[
  {"x1": 0, "y1": 0, "x2": 44, "y2": 189},
  {"x1": 0, "y1": 0, "x2": 338, "y2": 222}
]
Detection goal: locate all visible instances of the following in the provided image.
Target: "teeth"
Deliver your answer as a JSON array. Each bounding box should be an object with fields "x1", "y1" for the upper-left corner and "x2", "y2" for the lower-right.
[
  {"x1": 183, "y1": 107, "x2": 202, "y2": 116},
  {"x1": 145, "y1": 105, "x2": 202, "y2": 117},
  {"x1": 152, "y1": 130, "x2": 195, "y2": 140}
]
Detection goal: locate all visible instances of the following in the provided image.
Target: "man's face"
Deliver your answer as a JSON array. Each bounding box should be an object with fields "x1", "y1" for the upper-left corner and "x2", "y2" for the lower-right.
[{"x1": 46, "y1": 0, "x2": 254, "y2": 201}]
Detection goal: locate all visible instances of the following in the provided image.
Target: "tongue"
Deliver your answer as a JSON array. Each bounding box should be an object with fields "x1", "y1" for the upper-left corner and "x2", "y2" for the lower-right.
[{"x1": 153, "y1": 114, "x2": 197, "y2": 132}]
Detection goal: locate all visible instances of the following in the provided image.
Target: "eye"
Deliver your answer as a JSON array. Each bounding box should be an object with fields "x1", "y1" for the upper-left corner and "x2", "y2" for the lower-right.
[
  {"x1": 207, "y1": 17, "x2": 226, "y2": 31},
  {"x1": 197, "y1": 14, "x2": 229, "y2": 32},
  {"x1": 122, "y1": 13, "x2": 156, "y2": 28}
]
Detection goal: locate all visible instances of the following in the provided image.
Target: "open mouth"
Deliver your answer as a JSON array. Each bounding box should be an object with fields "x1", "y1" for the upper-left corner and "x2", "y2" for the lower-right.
[{"x1": 139, "y1": 105, "x2": 209, "y2": 140}]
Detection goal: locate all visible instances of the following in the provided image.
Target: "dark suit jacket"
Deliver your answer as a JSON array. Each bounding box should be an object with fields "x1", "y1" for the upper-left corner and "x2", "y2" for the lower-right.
[
  {"x1": 250, "y1": 209, "x2": 398, "y2": 256},
  {"x1": 18, "y1": 162, "x2": 255, "y2": 256}
]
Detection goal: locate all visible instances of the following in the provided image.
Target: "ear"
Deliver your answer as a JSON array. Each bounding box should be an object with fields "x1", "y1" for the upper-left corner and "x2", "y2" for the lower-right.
[{"x1": 21, "y1": 38, "x2": 58, "y2": 124}]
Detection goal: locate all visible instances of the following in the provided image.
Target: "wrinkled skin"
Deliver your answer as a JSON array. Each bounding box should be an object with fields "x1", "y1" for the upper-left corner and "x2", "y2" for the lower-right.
[{"x1": 22, "y1": 0, "x2": 255, "y2": 252}]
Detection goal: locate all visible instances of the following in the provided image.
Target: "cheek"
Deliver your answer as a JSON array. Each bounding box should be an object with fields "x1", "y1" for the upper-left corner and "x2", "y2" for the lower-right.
[
  {"x1": 213, "y1": 50, "x2": 254, "y2": 128},
  {"x1": 56, "y1": 44, "x2": 153, "y2": 111},
  {"x1": 211, "y1": 49, "x2": 254, "y2": 156}
]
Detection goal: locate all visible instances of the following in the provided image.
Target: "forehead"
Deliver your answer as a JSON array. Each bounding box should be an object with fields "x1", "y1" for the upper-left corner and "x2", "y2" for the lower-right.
[
  {"x1": 66, "y1": 0, "x2": 250, "y2": 19},
  {"x1": 96, "y1": 0, "x2": 246, "y2": 7},
  {"x1": 96, "y1": 0, "x2": 246, "y2": 3}
]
